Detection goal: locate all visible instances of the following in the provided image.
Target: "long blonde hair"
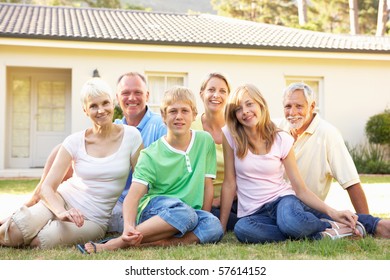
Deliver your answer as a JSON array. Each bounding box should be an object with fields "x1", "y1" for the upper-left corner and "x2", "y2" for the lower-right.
[{"x1": 225, "y1": 84, "x2": 278, "y2": 159}]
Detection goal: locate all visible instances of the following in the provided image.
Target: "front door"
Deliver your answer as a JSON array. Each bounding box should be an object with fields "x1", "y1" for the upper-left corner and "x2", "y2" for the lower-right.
[{"x1": 7, "y1": 67, "x2": 71, "y2": 168}]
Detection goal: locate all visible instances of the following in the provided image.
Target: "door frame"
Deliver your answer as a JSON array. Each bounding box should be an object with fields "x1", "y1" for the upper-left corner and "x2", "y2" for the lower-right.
[{"x1": 6, "y1": 67, "x2": 72, "y2": 168}]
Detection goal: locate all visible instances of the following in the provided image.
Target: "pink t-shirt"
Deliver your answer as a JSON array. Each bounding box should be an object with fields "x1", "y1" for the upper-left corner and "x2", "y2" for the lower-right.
[{"x1": 222, "y1": 127, "x2": 296, "y2": 217}]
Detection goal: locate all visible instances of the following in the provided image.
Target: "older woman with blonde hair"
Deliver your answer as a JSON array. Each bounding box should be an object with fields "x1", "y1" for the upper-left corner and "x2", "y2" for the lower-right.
[{"x1": 0, "y1": 78, "x2": 143, "y2": 249}]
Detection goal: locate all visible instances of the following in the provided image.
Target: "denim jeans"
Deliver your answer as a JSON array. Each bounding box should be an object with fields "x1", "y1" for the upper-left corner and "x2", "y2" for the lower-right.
[
  {"x1": 139, "y1": 196, "x2": 223, "y2": 244},
  {"x1": 211, "y1": 199, "x2": 239, "y2": 231},
  {"x1": 357, "y1": 214, "x2": 380, "y2": 235},
  {"x1": 234, "y1": 195, "x2": 331, "y2": 243}
]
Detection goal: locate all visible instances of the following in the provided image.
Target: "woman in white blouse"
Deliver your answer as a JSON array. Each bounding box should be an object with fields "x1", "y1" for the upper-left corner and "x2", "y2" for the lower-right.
[{"x1": 0, "y1": 78, "x2": 143, "y2": 249}]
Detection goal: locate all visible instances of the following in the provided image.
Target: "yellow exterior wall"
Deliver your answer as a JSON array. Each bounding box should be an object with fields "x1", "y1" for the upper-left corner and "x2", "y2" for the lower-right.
[{"x1": 1, "y1": 39, "x2": 389, "y2": 169}]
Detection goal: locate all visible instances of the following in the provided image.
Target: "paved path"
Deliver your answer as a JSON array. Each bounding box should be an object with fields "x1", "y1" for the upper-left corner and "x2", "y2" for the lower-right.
[
  {"x1": 1, "y1": 183, "x2": 389, "y2": 221},
  {"x1": 325, "y1": 183, "x2": 390, "y2": 216}
]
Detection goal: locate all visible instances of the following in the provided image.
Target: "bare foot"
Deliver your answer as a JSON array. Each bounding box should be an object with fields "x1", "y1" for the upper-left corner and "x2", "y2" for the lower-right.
[
  {"x1": 374, "y1": 219, "x2": 390, "y2": 238},
  {"x1": 84, "y1": 241, "x2": 101, "y2": 254}
]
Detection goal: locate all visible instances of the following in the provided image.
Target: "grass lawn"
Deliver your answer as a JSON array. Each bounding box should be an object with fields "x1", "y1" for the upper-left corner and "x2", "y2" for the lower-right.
[
  {"x1": 0, "y1": 175, "x2": 389, "y2": 194},
  {"x1": 359, "y1": 174, "x2": 390, "y2": 184},
  {"x1": 1, "y1": 232, "x2": 389, "y2": 260},
  {"x1": 0, "y1": 176, "x2": 389, "y2": 261},
  {"x1": 0, "y1": 178, "x2": 40, "y2": 194}
]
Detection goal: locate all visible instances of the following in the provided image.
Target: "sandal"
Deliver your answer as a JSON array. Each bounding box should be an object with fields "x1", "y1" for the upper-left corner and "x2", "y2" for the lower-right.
[
  {"x1": 76, "y1": 241, "x2": 96, "y2": 254},
  {"x1": 321, "y1": 228, "x2": 354, "y2": 240},
  {"x1": 76, "y1": 237, "x2": 114, "y2": 254},
  {"x1": 320, "y1": 218, "x2": 367, "y2": 239}
]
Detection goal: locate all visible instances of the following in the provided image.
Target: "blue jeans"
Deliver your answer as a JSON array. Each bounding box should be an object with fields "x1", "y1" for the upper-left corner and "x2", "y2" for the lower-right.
[
  {"x1": 139, "y1": 196, "x2": 223, "y2": 244},
  {"x1": 357, "y1": 214, "x2": 380, "y2": 235},
  {"x1": 211, "y1": 199, "x2": 239, "y2": 231},
  {"x1": 234, "y1": 195, "x2": 332, "y2": 243}
]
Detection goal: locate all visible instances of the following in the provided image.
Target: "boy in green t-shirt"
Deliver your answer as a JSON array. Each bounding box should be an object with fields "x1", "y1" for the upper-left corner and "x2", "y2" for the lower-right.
[{"x1": 80, "y1": 86, "x2": 223, "y2": 253}]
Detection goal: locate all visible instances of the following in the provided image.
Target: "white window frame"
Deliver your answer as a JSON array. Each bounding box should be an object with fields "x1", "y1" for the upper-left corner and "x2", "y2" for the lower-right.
[{"x1": 145, "y1": 72, "x2": 188, "y2": 113}]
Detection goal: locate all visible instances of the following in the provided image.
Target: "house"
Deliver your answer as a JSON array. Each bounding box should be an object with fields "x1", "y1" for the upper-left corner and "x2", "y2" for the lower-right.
[{"x1": 0, "y1": 3, "x2": 389, "y2": 176}]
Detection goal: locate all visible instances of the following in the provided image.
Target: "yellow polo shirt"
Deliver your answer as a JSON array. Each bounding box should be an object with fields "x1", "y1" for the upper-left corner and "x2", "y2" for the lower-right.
[{"x1": 278, "y1": 114, "x2": 360, "y2": 200}]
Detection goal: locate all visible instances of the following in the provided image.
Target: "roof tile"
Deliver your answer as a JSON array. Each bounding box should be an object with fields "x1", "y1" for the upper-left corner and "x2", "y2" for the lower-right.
[{"x1": 1, "y1": 3, "x2": 390, "y2": 53}]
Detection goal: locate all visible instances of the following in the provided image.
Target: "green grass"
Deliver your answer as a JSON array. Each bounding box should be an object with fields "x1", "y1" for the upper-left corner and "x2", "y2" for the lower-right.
[
  {"x1": 0, "y1": 175, "x2": 388, "y2": 195},
  {"x1": 1, "y1": 176, "x2": 389, "y2": 260},
  {"x1": 0, "y1": 179, "x2": 39, "y2": 194},
  {"x1": 359, "y1": 175, "x2": 390, "y2": 184},
  {"x1": 1, "y1": 232, "x2": 389, "y2": 260}
]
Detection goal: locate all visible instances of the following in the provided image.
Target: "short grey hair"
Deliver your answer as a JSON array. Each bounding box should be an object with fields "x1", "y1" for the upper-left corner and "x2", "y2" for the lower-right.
[
  {"x1": 117, "y1": 72, "x2": 147, "y2": 86},
  {"x1": 283, "y1": 82, "x2": 315, "y2": 106},
  {"x1": 80, "y1": 77, "x2": 114, "y2": 108}
]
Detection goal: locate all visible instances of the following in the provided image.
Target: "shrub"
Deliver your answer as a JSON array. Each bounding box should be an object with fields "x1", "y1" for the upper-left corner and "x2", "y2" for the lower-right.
[
  {"x1": 347, "y1": 142, "x2": 390, "y2": 174},
  {"x1": 365, "y1": 109, "x2": 390, "y2": 145},
  {"x1": 113, "y1": 105, "x2": 123, "y2": 121}
]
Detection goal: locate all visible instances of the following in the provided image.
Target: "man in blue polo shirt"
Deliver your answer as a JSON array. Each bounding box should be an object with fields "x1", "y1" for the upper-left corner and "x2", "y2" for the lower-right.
[{"x1": 109, "y1": 72, "x2": 166, "y2": 232}]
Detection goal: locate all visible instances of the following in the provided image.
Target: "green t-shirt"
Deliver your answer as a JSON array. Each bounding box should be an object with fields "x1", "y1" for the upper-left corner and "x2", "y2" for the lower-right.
[{"x1": 133, "y1": 130, "x2": 217, "y2": 220}]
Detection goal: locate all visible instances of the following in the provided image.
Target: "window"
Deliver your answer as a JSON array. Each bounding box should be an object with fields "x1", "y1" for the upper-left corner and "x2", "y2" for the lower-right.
[
  {"x1": 285, "y1": 76, "x2": 323, "y2": 114},
  {"x1": 146, "y1": 72, "x2": 187, "y2": 113}
]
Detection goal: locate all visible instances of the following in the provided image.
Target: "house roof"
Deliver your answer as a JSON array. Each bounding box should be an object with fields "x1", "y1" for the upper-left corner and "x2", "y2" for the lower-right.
[{"x1": 1, "y1": 3, "x2": 390, "y2": 53}]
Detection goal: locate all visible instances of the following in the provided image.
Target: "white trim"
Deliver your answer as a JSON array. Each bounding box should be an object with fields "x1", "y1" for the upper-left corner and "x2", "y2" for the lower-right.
[
  {"x1": 146, "y1": 71, "x2": 188, "y2": 113},
  {"x1": 0, "y1": 65, "x2": 6, "y2": 170},
  {"x1": 132, "y1": 178, "x2": 149, "y2": 187},
  {"x1": 1, "y1": 38, "x2": 390, "y2": 61}
]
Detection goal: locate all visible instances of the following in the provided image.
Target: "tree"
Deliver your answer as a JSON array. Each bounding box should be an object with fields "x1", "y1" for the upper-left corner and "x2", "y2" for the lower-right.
[
  {"x1": 307, "y1": 0, "x2": 350, "y2": 33},
  {"x1": 358, "y1": 0, "x2": 380, "y2": 35},
  {"x1": 376, "y1": 0, "x2": 388, "y2": 36},
  {"x1": 297, "y1": 0, "x2": 307, "y2": 26},
  {"x1": 0, "y1": 0, "x2": 149, "y2": 10},
  {"x1": 211, "y1": 0, "x2": 298, "y2": 26},
  {"x1": 0, "y1": 0, "x2": 75, "y2": 5},
  {"x1": 83, "y1": 0, "x2": 121, "y2": 9},
  {"x1": 349, "y1": 0, "x2": 359, "y2": 34},
  {"x1": 295, "y1": 0, "x2": 380, "y2": 35}
]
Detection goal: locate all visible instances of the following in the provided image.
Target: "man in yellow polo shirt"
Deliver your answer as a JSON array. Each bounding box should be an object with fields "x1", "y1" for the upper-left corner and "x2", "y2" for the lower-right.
[{"x1": 278, "y1": 82, "x2": 389, "y2": 238}]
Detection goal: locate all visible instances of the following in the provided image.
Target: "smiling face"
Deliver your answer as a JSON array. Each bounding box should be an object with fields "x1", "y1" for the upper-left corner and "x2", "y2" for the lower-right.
[
  {"x1": 163, "y1": 101, "x2": 195, "y2": 137},
  {"x1": 283, "y1": 89, "x2": 315, "y2": 134},
  {"x1": 84, "y1": 94, "x2": 114, "y2": 126},
  {"x1": 201, "y1": 76, "x2": 229, "y2": 114},
  {"x1": 234, "y1": 92, "x2": 262, "y2": 129},
  {"x1": 116, "y1": 74, "x2": 149, "y2": 125}
]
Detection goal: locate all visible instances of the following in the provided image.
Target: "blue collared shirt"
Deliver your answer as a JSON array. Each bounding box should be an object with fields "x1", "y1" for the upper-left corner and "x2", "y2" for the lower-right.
[{"x1": 114, "y1": 106, "x2": 167, "y2": 202}]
